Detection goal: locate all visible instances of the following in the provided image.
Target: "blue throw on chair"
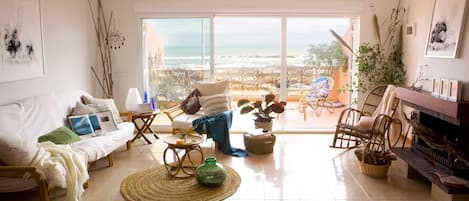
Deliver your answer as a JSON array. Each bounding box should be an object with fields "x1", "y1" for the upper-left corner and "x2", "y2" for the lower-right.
[{"x1": 193, "y1": 111, "x2": 248, "y2": 157}]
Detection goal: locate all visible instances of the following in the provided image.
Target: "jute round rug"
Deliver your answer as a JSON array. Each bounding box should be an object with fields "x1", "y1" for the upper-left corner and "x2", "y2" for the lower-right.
[{"x1": 120, "y1": 165, "x2": 241, "y2": 201}]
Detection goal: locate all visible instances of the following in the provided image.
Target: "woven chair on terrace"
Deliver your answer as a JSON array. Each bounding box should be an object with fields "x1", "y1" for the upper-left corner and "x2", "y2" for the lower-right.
[
  {"x1": 330, "y1": 85, "x2": 401, "y2": 150},
  {"x1": 299, "y1": 76, "x2": 335, "y2": 120}
]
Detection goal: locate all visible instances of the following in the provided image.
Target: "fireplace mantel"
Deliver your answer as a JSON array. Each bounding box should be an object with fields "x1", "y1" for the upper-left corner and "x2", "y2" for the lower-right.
[
  {"x1": 394, "y1": 87, "x2": 469, "y2": 199},
  {"x1": 396, "y1": 87, "x2": 469, "y2": 126}
]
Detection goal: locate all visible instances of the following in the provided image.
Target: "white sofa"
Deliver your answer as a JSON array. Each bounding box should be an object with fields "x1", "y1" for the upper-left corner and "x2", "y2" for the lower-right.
[{"x1": 0, "y1": 90, "x2": 134, "y2": 200}]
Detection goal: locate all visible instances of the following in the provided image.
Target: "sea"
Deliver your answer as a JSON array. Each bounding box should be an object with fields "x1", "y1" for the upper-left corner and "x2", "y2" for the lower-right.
[{"x1": 163, "y1": 46, "x2": 308, "y2": 68}]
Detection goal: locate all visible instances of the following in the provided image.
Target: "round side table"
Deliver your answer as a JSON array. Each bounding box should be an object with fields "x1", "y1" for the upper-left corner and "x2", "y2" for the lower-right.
[{"x1": 162, "y1": 134, "x2": 204, "y2": 178}]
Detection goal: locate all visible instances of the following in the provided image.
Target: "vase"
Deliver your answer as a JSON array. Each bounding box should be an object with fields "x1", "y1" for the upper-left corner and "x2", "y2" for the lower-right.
[
  {"x1": 195, "y1": 157, "x2": 227, "y2": 187},
  {"x1": 254, "y1": 120, "x2": 272, "y2": 132}
]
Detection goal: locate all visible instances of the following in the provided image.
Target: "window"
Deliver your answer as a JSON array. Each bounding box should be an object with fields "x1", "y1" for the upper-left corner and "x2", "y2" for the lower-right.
[
  {"x1": 214, "y1": 17, "x2": 281, "y2": 97},
  {"x1": 142, "y1": 18, "x2": 210, "y2": 102},
  {"x1": 142, "y1": 15, "x2": 354, "y2": 130}
]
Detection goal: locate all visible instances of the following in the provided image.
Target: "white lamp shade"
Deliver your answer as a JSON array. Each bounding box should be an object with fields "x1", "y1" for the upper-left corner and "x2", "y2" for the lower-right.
[{"x1": 125, "y1": 88, "x2": 143, "y2": 112}]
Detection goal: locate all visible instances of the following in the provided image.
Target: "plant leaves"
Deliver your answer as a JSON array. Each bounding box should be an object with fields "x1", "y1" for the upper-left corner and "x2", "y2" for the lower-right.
[
  {"x1": 237, "y1": 99, "x2": 250, "y2": 107},
  {"x1": 240, "y1": 106, "x2": 254, "y2": 114}
]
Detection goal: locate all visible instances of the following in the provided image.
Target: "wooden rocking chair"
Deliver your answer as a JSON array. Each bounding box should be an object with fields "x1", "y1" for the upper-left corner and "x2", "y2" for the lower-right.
[{"x1": 330, "y1": 85, "x2": 401, "y2": 149}]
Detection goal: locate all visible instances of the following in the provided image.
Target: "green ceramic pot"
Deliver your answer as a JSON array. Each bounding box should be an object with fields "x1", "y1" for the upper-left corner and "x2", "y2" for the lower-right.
[{"x1": 195, "y1": 157, "x2": 227, "y2": 187}]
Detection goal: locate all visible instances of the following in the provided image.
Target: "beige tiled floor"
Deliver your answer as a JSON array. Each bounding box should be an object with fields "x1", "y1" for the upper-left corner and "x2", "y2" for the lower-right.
[{"x1": 3, "y1": 134, "x2": 432, "y2": 201}]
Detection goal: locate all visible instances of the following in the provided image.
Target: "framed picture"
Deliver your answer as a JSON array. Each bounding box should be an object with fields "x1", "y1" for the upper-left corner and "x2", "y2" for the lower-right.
[
  {"x1": 424, "y1": 0, "x2": 468, "y2": 58},
  {"x1": 0, "y1": 0, "x2": 45, "y2": 83},
  {"x1": 432, "y1": 77, "x2": 440, "y2": 97},
  {"x1": 96, "y1": 111, "x2": 117, "y2": 132},
  {"x1": 440, "y1": 78, "x2": 449, "y2": 100},
  {"x1": 448, "y1": 80, "x2": 462, "y2": 102},
  {"x1": 68, "y1": 115, "x2": 94, "y2": 135}
]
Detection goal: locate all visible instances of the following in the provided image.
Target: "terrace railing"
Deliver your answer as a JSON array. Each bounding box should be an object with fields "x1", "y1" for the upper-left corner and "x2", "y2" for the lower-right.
[{"x1": 149, "y1": 66, "x2": 334, "y2": 102}]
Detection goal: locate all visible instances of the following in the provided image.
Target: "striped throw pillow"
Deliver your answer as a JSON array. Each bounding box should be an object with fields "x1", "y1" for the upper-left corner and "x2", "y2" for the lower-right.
[{"x1": 199, "y1": 94, "x2": 229, "y2": 116}]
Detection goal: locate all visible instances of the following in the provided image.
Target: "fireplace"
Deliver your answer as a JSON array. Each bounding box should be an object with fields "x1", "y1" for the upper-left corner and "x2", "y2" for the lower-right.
[
  {"x1": 393, "y1": 87, "x2": 469, "y2": 197},
  {"x1": 409, "y1": 111, "x2": 469, "y2": 176}
]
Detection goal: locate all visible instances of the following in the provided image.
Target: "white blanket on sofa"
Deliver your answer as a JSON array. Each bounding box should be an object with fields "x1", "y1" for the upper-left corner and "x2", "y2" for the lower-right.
[{"x1": 30, "y1": 141, "x2": 89, "y2": 201}]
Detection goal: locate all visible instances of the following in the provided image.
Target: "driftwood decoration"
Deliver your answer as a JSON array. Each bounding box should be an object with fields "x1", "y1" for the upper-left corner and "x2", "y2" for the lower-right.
[{"x1": 88, "y1": 0, "x2": 114, "y2": 98}]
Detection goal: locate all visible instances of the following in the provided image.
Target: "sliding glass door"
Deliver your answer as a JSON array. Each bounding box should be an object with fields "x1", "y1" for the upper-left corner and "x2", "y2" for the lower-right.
[
  {"x1": 213, "y1": 17, "x2": 281, "y2": 99},
  {"x1": 283, "y1": 17, "x2": 352, "y2": 129},
  {"x1": 142, "y1": 15, "x2": 354, "y2": 131},
  {"x1": 142, "y1": 18, "x2": 210, "y2": 104}
]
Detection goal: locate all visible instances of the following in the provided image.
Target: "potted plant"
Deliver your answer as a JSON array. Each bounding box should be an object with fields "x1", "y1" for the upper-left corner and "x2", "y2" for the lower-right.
[
  {"x1": 331, "y1": 0, "x2": 406, "y2": 93},
  {"x1": 237, "y1": 93, "x2": 285, "y2": 131}
]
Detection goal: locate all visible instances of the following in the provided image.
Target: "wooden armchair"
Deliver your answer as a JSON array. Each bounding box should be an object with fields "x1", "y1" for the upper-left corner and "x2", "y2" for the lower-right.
[
  {"x1": 330, "y1": 85, "x2": 401, "y2": 149},
  {"x1": 164, "y1": 105, "x2": 206, "y2": 135}
]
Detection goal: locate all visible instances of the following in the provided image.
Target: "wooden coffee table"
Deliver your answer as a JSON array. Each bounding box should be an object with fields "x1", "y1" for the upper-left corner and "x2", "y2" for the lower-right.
[{"x1": 162, "y1": 134, "x2": 204, "y2": 178}]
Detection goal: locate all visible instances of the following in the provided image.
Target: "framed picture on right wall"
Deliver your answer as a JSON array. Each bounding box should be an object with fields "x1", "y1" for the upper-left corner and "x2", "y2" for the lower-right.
[{"x1": 424, "y1": 0, "x2": 468, "y2": 58}]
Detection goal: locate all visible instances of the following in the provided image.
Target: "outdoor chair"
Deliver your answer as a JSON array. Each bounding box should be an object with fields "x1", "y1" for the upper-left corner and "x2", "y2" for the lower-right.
[
  {"x1": 330, "y1": 85, "x2": 401, "y2": 150},
  {"x1": 299, "y1": 76, "x2": 334, "y2": 120}
]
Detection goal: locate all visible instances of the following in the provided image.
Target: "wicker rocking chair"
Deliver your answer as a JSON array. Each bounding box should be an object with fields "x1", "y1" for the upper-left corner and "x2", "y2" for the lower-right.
[{"x1": 330, "y1": 85, "x2": 401, "y2": 149}]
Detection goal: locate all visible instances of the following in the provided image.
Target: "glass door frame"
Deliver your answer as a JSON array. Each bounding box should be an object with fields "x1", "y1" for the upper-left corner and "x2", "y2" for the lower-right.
[{"x1": 140, "y1": 13, "x2": 359, "y2": 131}]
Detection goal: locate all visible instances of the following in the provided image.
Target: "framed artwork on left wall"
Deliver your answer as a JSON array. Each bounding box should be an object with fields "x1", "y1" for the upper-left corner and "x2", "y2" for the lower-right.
[{"x1": 0, "y1": 0, "x2": 44, "y2": 83}]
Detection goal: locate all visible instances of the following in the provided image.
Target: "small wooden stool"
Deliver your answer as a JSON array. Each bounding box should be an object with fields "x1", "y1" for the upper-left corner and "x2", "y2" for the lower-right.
[{"x1": 130, "y1": 111, "x2": 159, "y2": 144}]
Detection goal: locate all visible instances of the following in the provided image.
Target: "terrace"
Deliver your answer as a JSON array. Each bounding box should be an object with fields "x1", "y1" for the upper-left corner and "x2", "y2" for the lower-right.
[{"x1": 151, "y1": 65, "x2": 348, "y2": 132}]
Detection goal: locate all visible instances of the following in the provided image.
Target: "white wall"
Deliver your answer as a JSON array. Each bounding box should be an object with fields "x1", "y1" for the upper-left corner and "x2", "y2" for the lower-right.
[
  {"x1": 402, "y1": 0, "x2": 469, "y2": 100},
  {"x1": 0, "y1": 0, "x2": 98, "y2": 105}
]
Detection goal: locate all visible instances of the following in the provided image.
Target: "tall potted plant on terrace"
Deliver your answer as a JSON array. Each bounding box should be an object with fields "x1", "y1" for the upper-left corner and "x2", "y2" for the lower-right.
[{"x1": 237, "y1": 93, "x2": 285, "y2": 132}]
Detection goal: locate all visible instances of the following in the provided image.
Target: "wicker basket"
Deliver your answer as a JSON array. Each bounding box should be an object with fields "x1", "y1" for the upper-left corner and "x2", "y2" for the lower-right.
[
  {"x1": 356, "y1": 141, "x2": 391, "y2": 178},
  {"x1": 357, "y1": 160, "x2": 391, "y2": 178}
]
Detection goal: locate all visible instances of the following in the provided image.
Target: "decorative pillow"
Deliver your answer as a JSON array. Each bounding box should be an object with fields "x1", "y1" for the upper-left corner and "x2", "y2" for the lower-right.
[
  {"x1": 357, "y1": 116, "x2": 375, "y2": 129},
  {"x1": 82, "y1": 95, "x2": 122, "y2": 123},
  {"x1": 195, "y1": 80, "x2": 229, "y2": 96},
  {"x1": 72, "y1": 101, "x2": 111, "y2": 116},
  {"x1": 38, "y1": 126, "x2": 81, "y2": 144},
  {"x1": 72, "y1": 101, "x2": 97, "y2": 115},
  {"x1": 180, "y1": 89, "x2": 202, "y2": 114},
  {"x1": 199, "y1": 94, "x2": 229, "y2": 116},
  {"x1": 68, "y1": 115, "x2": 95, "y2": 135}
]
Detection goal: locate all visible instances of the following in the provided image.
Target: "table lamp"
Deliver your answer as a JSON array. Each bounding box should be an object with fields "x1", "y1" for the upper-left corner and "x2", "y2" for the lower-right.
[{"x1": 125, "y1": 88, "x2": 142, "y2": 112}]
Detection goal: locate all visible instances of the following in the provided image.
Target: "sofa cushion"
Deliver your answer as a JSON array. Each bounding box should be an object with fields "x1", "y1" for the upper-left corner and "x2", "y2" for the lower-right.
[
  {"x1": 357, "y1": 116, "x2": 375, "y2": 129},
  {"x1": 82, "y1": 96, "x2": 122, "y2": 123},
  {"x1": 195, "y1": 80, "x2": 228, "y2": 96},
  {"x1": 172, "y1": 113, "x2": 204, "y2": 129},
  {"x1": 38, "y1": 126, "x2": 81, "y2": 144},
  {"x1": 0, "y1": 90, "x2": 91, "y2": 165},
  {"x1": 71, "y1": 122, "x2": 134, "y2": 162},
  {"x1": 199, "y1": 94, "x2": 229, "y2": 116},
  {"x1": 0, "y1": 103, "x2": 38, "y2": 165},
  {"x1": 0, "y1": 177, "x2": 38, "y2": 193}
]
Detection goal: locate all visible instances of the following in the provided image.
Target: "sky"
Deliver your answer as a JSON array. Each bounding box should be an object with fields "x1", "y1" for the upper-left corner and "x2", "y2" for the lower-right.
[{"x1": 147, "y1": 17, "x2": 350, "y2": 49}]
